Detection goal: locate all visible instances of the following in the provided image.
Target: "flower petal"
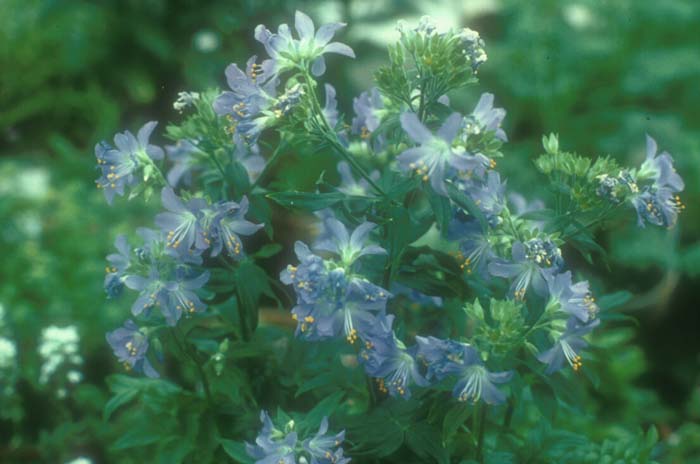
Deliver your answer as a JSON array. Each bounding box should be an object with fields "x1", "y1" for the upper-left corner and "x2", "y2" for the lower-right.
[
  {"x1": 323, "y1": 41, "x2": 355, "y2": 58},
  {"x1": 400, "y1": 112, "x2": 432, "y2": 144}
]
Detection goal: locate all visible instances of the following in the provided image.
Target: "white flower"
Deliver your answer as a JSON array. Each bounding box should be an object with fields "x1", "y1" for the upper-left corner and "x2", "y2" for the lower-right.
[
  {"x1": 38, "y1": 325, "x2": 83, "y2": 384},
  {"x1": 0, "y1": 337, "x2": 17, "y2": 370}
]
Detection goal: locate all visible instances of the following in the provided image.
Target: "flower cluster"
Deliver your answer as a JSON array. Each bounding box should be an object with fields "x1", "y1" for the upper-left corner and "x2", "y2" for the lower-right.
[
  {"x1": 92, "y1": 10, "x2": 688, "y2": 463},
  {"x1": 38, "y1": 325, "x2": 83, "y2": 391},
  {"x1": 246, "y1": 411, "x2": 350, "y2": 464},
  {"x1": 94, "y1": 121, "x2": 164, "y2": 204},
  {"x1": 281, "y1": 218, "x2": 389, "y2": 343},
  {"x1": 595, "y1": 135, "x2": 685, "y2": 228}
]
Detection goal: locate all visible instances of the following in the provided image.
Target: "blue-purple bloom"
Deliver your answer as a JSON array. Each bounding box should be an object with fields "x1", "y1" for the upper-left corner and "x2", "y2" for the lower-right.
[
  {"x1": 95, "y1": 121, "x2": 164, "y2": 204},
  {"x1": 255, "y1": 11, "x2": 355, "y2": 77},
  {"x1": 630, "y1": 135, "x2": 685, "y2": 228},
  {"x1": 322, "y1": 83, "x2": 339, "y2": 128},
  {"x1": 125, "y1": 268, "x2": 209, "y2": 326},
  {"x1": 416, "y1": 337, "x2": 512, "y2": 404},
  {"x1": 104, "y1": 235, "x2": 131, "y2": 298},
  {"x1": 281, "y1": 241, "x2": 390, "y2": 343},
  {"x1": 638, "y1": 135, "x2": 684, "y2": 192},
  {"x1": 164, "y1": 140, "x2": 202, "y2": 187},
  {"x1": 415, "y1": 336, "x2": 468, "y2": 381},
  {"x1": 204, "y1": 197, "x2": 264, "y2": 259},
  {"x1": 445, "y1": 344, "x2": 512, "y2": 404},
  {"x1": 351, "y1": 87, "x2": 384, "y2": 138},
  {"x1": 106, "y1": 320, "x2": 158, "y2": 378},
  {"x1": 448, "y1": 217, "x2": 494, "y2": 278},
  {"x1": 397, "y1": 112, "x2": 473, "y2": 196},
  {"x1": 359, "y1": 317, "x2": 427, "y2": 398},
  {"x1": 213, "y1": 55, "x2": 279, "y2": 147},
  {"x1": 632, "y1": 186, "x2": 685, "y2": 228},
  {"x1": 314, "y1": 218, "x2": 387, "y2": 265},
  {"x1": 303, "y1": 417, "x2": 350, "y2": 464},
  {"x1": 155, "y1": 188, "x2": 207, "y2": 256},
  {"x1": 488, "y1": 239, "x2": 563, "y2": 300},
  {"x1": 538, "y1": 317, "x2": 600, "y2": 374},
  {"x1": 365, "y1": 340, "x2": 427, "y2": 399},
  {"x1": 461, "y1": 170, "x2": 506, "y2": 223},
  {"x1": 246, "y1": 411, "x2": 297, "y2": 464},
  {"x1": 464, "y1": 93, "x2": 507, "y2": 142},
  {"x1": 545, "y1": 271, "x2": 598, "y2": 323}
]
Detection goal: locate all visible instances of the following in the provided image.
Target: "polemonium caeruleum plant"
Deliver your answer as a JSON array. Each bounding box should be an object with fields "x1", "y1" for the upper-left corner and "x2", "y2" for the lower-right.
[{"x1": 96, "y1": 12, "x2": 682, "y2": 463}]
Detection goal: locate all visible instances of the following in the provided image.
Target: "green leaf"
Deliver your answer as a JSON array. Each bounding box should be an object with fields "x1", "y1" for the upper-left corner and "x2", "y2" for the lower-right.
[
  {"x1": 304, "y1": 391, "x2": 345, "y2": 427},
  {"x1": 406, "y1": 423, "x2": 450, "y2": 464},
  {"x1": 597, "y1": 290, "x2": 632, "y2": 311},
  {"x1": 442, "y1": 402, "x2": 472, "y2": 445},
  {"x1": 252, "y1": 243, "x2": 282, "y2": 258},
  {"x1": 235, "y1": 260, "x2": 274, "y2": 332},
  {"x1": 531, "y1": 383, "x2": 558, "y2": 421},
  {"x1": 446, "y1": 183, "x2": 488, "y2": 231},
  {"x1": 103, "y1": 387, "x2": 138, "y2": 421},
  {"x1": 220, "y1": 439, "x2": 254, "y2": 464},
  {"x1": 429, "y1": 192, "x2": 453, "y2": 237},
  {"x1": 112, "y1": 421, "x2": 167, "y2": 450},
  {"x1": 266, "y1": 191, "x2": 349, "y2": 210}
]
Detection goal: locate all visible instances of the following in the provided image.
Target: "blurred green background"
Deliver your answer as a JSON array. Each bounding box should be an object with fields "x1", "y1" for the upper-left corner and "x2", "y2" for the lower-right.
[{"x1": 1, "y1": 0, "x2": 698, "y2": 462}]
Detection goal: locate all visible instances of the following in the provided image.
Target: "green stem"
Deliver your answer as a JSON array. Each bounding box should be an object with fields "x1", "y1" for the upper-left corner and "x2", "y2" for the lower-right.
[
  {"x1": 475, "y1": 404, "x2": 488, "y2": 463},
  {"x1": 237, "y1": 294, "x2": 251, "y2": 342},
  {"x1": 250, "y1": 139, "x2": 288, "y2": 192},
  {"x1": 503, "y1": 398, "x2": 514, "y2": 429},
  {"x1": 300, "y1": 69, "x2": 387, "y2": 198},
  {"x1": 171, "y1": 328, "x2": 213, "y2": 405}
]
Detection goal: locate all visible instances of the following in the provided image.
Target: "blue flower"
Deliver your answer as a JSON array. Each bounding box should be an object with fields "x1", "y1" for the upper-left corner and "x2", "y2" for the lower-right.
[
  {"x1": 322, "y1": 83, "x2": 339, "y2": 128},
  {"x1": 464, "y1": 93, "x2": 507, "y2": 142},
  {"x1": 442, "y1": 344, "x2": 513, "y2": 404},
  {"x1": 632, "y1": 186, "x2": 685, "y2": 228},
  {"x1": 461, "y1": 171, "x2": 506, "y2": 224},
  {"x1": 155, "y1": 188, "x2": 207, "y2": 255},
  {"x1": 164, "y1": 140, "x2": 201, "y2": 187},
  {"x1": 351, "y1": 87, "x2": 384, "y2": 138},
  {"x1": 448, "y1": 218, "x2": 494, "y2": 278},
  {"x1": 282, "y1": 246, "x2": 391, "y2": 343},
  {"x1": 545, "y1": 271, "x2": 598, "y2": 323},
  {"x1": 314, "y1": 218, "x2": 387, "y2": 266},
  {"x1": 206, "y1": 197, "x2": 264, "y2": 259},
  {"x1": 638, "y1": 135, "x2": 684, "y2": 192},
  {"x1": 336, "y1": 161, "x2": 381, "y2": 196},
  {"x1": 538, "y1": 318, "x2": 600, "y2": 374},
  {"x1": 281, "y1": 241, "x2": 327, "y2": 305},
  {"x1": 106, "y1": 320, "x2": 158, "y2": 378},
  {"x1": 303, "y1": 417, "x2": 349, "y2": 464},
  {"x1": 104, "y1": 235, "x2": 131, "y2": 298},
  {"x1": 246, "y1": 411, "x2": 297, "y2": 464},
  {"x1": 95, "y1": 121, "x2": 164, "y2": 204},
  {"x1": 213, "y1": 55, "x2": 279, "y2": 147},
  {"x1": 255, "y1": 11, "x2": 355, "y2": 77},
  {"x1": 488, "y1": 239, "x2": 562, "y2": 300},
  {"x1": 397, "y1": 112, "x2": 473, "y2": 196},
  {"x1": 125, "y1": 268, "x2": 209, "y2": 326},
  {"x1": 359, "y1": 318, "x2": 427, "y2": 398},
  {"x1": 415, "y1": 336, "x2": 468, "y2": 381}
]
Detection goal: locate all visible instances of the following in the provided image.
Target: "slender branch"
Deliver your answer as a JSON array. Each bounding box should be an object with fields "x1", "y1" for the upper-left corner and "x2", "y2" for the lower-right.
[
  {"x1": 503, "y1": 398, "x2": 515, "y2": 429},
  {"x1": 250, "y1": 139, "x2": 288, "y2": 192},
  {"x1": 171, "y1": 327, "x2": 213, "y2": 405},
  {"x1": 300, "y1": 68, "x2": 387, "y2": 198},
  {"x1": 475, "y1": 404, "x2": 488, "y2": 463}
]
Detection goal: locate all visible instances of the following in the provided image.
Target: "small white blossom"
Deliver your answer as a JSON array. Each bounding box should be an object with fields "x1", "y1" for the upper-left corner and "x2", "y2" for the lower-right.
[
  {"x1": 38, "y1": 325, "x2": 83, "y2": 384},
  {"x1": 0, "y1": 337, "x2": 17, "y2": 370}
]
